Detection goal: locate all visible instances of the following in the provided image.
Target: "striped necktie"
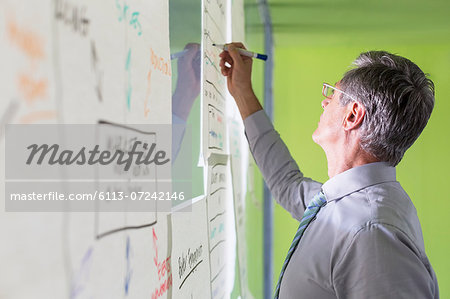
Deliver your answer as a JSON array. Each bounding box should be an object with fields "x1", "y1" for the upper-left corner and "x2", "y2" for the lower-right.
[{"x1": 274, "y1": 191, "x2": 327, "y2": 299}]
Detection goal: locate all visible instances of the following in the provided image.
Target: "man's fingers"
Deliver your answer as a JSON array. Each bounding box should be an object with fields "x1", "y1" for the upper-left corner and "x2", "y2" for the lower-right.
[
  {"x1": 219, "y1": 50, "x2": 232, "y2": 61},
  {"x1": 220, "y1": 57, "x2": 231, "y2": 76},
  {"x1": 227, "y1": 44, "x2": 244, "y2": 67},
  {"x1": 219, "y1": 53, "x2": 232, "y2": 66},
  {"x1": 218, "y1": 42, "x2": 248, "y2": 77},
  {"x1": 220, "y1": 59, "x2": 232, "y2": 76},
  {"x1": 221, "y1": 67, "x2": 231, "y2": 76},
  {"x1": 230, "y1": 42, "x2": 246, "y2": 50},
  {"x1": 228, "y1": 42, "x2": 252, "y2": 62},
  {"x1": 219, "y1": 50, "x2": 233, "y2": 75}
]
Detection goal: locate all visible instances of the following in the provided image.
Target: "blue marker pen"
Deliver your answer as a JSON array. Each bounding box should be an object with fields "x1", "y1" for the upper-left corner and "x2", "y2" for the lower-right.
[{"x1": 212, "y1": 44, "x2": 268, "y2": 61}]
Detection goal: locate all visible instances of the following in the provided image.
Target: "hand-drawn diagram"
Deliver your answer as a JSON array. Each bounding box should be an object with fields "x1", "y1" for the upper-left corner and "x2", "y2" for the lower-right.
[{"x1": 95, "y1": 121, "x2": 159, "y2": 240}]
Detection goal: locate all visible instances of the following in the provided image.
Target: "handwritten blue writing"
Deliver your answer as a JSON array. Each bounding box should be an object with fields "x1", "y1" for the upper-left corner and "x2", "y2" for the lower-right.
[
  {"x1": 126, "y1": 48, "x2": 132, "y2": 110},
  {"x1": 115, "y1": 0, "x2": 142, "y2": 36},
  {"x1": 125, "y1": 236, "x2": 133, "y2": 295}
]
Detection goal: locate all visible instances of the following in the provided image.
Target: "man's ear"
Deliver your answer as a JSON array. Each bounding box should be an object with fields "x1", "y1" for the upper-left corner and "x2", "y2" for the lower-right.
[{"x1": 343, "y1": 101, "x2": 365, "y2": 131}]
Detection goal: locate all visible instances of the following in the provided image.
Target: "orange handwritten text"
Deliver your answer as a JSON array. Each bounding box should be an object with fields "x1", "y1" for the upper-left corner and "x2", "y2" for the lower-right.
[
  {"x1": 7, "y1": 18, "x2": 45, "y2": 61},
  {"x1": 19, "y1": 110, "x2": 57, "y2": 124},
  {"x1": 150, "y1": 48, "x2": 171, "y2": 77},
  {"x1": 18, "y1": 73, "x2": 48, "y2": 103},
  {"x1": 144, "y1": 70, "x2": 152, "y2": 117}
]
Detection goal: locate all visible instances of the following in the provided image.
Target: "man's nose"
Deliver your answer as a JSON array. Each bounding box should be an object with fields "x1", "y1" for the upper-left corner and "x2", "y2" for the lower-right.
[{"x1": 321, "y1": 98, "x2": 330, "y2": 109}]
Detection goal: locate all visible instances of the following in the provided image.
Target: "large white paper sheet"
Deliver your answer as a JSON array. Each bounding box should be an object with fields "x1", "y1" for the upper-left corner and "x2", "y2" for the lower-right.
[{"x1": 171, "y1": 198, "x2": 211, "y2": 299}]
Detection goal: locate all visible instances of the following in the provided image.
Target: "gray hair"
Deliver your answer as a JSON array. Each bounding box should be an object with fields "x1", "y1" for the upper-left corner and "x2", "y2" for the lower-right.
[{"x1": 339, "y1": 51, "x2": 435, "y2": 166}]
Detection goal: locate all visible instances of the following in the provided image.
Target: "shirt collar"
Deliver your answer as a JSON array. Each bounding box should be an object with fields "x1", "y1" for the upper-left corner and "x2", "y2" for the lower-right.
[{"x1": 322, "y1": 162, "x2": 397, "y2": 202}]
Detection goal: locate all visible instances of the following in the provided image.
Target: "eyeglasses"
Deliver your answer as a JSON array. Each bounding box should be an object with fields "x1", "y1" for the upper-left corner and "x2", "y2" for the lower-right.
[{"x1": 322, "y1": 83, "x2": 357, "y2": 102}]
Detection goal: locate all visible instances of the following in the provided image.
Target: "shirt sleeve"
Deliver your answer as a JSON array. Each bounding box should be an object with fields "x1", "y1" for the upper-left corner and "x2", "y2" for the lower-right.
[
  {"x1": 333, "y1": 223, "x2": 438, "y2": 299},
  {"x1": 243, "y1": 109, "x2": 322, "y2": 220}
]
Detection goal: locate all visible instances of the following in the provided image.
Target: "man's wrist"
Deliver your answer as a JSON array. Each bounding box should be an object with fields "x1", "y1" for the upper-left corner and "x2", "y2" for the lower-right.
[{"x1": 235, "y1": 90, "x2": 263, "y2": 120}]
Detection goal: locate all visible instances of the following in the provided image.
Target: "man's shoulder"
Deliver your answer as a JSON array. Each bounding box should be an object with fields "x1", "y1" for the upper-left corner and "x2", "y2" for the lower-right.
[
  {"x1": 333, "y1": 181, "x2": 414, "y2": 224},
  {"x1": 329, "y1": 181, "x2": 425, "y2": 251}
]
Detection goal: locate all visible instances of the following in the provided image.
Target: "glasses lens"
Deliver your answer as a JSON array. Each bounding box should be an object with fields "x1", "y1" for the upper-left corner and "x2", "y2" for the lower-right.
[
  {"x1": 323, "y1": 85, "x2": 334, "y2": 98},
  {"x1": 322, "y1": 84, "x2": 328, "y2": 97},
  {"x1": 328, "y1": 87, "x2": 335, "y2": 98}
]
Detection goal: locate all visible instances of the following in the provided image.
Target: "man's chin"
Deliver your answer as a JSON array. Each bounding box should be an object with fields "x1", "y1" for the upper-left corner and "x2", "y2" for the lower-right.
[{"x1": 312, "y1": 130, "x2": 320, "y2": 145}]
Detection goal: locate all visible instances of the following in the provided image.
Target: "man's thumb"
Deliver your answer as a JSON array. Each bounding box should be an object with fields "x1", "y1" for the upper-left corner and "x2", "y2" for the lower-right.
[{"x1": 228, "y1": 44, "x2": 243, "y2": 65}]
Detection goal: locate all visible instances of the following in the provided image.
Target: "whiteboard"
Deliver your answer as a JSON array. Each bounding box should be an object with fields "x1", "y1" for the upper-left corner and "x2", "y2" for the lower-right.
[{"x1": 0, "y1": 0, "x2": 252, "y2": 298}]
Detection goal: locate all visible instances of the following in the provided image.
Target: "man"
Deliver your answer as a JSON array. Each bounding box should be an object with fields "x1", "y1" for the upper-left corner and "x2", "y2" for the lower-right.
[{"x1": 219, "y1": 43, "x2": 439, "y2": 298}]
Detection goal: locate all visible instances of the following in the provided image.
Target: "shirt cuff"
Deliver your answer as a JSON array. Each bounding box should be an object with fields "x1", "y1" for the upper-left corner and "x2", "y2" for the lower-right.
[{"x1": 243, "y1": 109, "x2": 274, "y2": 141}]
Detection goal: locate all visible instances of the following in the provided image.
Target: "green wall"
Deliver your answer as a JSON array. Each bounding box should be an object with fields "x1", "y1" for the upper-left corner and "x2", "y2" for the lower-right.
[{"x1": 268, "y1": 42, "x2": 450, "y2": 296}]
